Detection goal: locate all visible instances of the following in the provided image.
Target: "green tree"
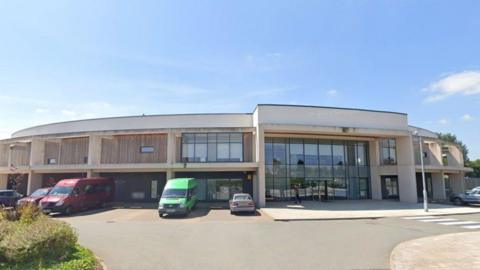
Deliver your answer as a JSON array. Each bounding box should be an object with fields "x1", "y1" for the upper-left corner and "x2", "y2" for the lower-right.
[
  {"x1": 466, "y1": 159, "x2": 480, "y2": 177},
  {"x1": 436, "y1": 132, "x2": 470, "y2": 162}
]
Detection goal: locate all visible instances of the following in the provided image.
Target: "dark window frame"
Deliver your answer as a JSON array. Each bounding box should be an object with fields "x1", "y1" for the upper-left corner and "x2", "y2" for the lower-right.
[{"x1": 181, "y1": 132, "x2": 244, "y2": 163}]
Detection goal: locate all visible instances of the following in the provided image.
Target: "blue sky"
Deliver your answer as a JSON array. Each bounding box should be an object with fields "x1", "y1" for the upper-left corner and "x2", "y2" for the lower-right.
[{"x1": 0, "y1": 1, "x2": 479, "y2": 159}]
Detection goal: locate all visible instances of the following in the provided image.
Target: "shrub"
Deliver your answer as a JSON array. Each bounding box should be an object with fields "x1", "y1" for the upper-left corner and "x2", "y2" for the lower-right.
[
  {"x1": 18, "y1": 204, "x2": 43, "y2": 224},
  {"x1": 0, "y1": 218, "x2": 77, "y2": 263}
]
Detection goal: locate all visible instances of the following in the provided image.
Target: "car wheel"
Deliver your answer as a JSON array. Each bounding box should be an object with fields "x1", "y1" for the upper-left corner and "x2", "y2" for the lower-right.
[
  {"x1": 64, "y1": 206, "x2": 72, "y2": 216},
  {"x1": 453, "y1": 198, "x2": 464, "y2": 206}
]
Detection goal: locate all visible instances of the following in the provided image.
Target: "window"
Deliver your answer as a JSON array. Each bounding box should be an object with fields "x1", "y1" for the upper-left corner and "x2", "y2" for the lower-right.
[
  {"x1": 140, "y1": 146, "x2": 155, "y2": 153},
  {"x1": 47, "y1": 158, "x2": 57, "y2": 164},
  {"x1": 181, "y1": 133, "x2": 244, "y2": 162},
  {"x1": 381, "y1": 139, "x2": 397, "y2": 165},
  {"x1": 265, "y1": 138, "x2": 371, "y2": 201}
]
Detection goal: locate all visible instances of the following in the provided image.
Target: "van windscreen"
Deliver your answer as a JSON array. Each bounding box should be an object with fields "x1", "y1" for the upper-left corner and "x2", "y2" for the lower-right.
[
  {"x1": 50, "y1": 186, "x2": 73, "y2": 196},
  {"x1": 162, "y1": 189, "x2": 187, "y2": 198}
]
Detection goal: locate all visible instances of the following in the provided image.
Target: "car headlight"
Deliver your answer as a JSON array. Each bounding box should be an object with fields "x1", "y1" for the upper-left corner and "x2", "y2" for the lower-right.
[
  {"x1": 55, "y1": 201, "x2": 64, "y2": 206},
  {"x1": 158, "y1": 203, "x2": 164, "y2": 209},
  {"x1": 179, "y1": 204, "x2": 186, "y2": 208}
]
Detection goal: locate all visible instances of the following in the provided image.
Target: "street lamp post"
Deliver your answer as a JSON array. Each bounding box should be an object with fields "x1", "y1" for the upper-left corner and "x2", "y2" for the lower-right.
[{"x1": 414, "y1": 130, "x2": 429, "y2": 212}]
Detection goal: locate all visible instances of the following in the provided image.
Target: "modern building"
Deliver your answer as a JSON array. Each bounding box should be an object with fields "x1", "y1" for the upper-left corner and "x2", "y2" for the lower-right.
[{"x1": 0, "y1": 104, "x2": 472, "y2": 207}]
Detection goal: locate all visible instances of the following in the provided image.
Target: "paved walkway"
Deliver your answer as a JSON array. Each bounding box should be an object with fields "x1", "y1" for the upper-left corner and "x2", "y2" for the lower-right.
[
  {"x1": 391, "y1": 231, "x2": 480, "y2": 270},
  {"x1": 261, "y1": 200, "x2": 480, "y2": 220}
]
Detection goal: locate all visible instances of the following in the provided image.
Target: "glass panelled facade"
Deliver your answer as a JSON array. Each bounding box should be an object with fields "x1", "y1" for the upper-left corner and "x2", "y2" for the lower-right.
[
  {"x1": 265, "y1": 138, "x2": 370, "y2": 201},
  {"x1": 181, "y1": 133, "x2": 243, "y2": 162}
]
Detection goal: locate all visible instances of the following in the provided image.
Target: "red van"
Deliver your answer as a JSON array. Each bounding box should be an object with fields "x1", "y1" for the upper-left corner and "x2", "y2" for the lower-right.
[{"x1": 39, "y1": 177, "x2": 114, "y2": 215}]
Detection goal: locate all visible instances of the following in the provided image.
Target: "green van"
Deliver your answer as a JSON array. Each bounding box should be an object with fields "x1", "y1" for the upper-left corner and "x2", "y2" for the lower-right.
[{"x1": 158, "y1": 178, "x2": 198, "y2": 217}]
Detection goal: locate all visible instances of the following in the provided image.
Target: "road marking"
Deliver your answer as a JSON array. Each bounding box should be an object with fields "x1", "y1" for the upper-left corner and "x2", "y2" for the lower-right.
[
  {"x1": 438, "y1": 221, "x2": 480, "y2": 226},
  {"x1": 462, "y1": 225, "x2": 480, "y2": 229},
  {"x1": 402, "y1": 216, "x2": 435, "y2": 220},
  {"x1": 419, "y1": 218, "x2": 457, "y2": 222}
]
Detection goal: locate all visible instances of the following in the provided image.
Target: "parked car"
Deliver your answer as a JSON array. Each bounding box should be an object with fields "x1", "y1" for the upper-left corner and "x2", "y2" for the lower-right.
[
  {"x1": 158, "y1": 178, "x2": 197, "y2": 217},
  {"x1": 0, "y1": 190, "x2": 23, "y2": 207},
  {"x1": 229, "y1": 193, "x2": 255, "y2": 214},
  {"x1": 39, "y1": 177, "x2": 114, "y2": 215},
  {"x1": 17, "y1": 187, "x2": 52, "y2": 207},
  {"x1": 450, "y1": 187, "x2": 480, "y2": 205}
]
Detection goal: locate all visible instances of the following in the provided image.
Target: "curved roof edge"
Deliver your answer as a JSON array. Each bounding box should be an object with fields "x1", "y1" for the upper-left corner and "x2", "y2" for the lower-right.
[
  {"x1": 408, "y1": 126, "x2": 439, "y2": 139},
  {"x1": 255, "y1": 104, "x2": 408, "y2": 116},
  {"x1": 11, "y1": 113, "x2": 253, "y2": 138}
]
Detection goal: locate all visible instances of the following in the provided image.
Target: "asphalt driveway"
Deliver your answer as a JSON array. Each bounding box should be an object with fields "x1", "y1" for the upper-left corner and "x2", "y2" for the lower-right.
[{"x1": 60, "y1": 206, "x2": 480, "y2": 270}]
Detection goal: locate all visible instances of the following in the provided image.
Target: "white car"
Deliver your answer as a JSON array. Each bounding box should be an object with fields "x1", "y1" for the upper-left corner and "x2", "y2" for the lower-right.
[{"x1": 229, "y1": 193, "x2": 255, "y2": 214}]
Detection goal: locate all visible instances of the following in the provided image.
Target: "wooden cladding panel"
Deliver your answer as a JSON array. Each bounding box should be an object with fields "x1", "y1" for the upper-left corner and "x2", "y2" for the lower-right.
[
  {"x1": 10, "y1": 144, "x2": 30, "y2": 166},
  {"x1": 101, "y1": 134, "x2": 167, "y2": 164},
  {"x1": 0, "y1": 144, "x2": 8, "y2": 166},
  {"x1": 44, "y1": 142, "x2": 60, "y2": 164},
  {"x1": 243, "y1": 132, "x2": 253, "y2": 162},
  {"x1": 60, "y1": 137, "x2": 89, "y2": 164},
  {"x1": 175, "y1": 136, "x2": 182, "y2": 163}
]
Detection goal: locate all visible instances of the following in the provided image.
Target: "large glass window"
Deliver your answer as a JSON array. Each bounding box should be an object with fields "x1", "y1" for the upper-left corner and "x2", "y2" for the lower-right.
[
  {"x1": 273, "y1": 138, "x2": 287, "y2": 165},
  {"x1": 265, "y1": 138, "x2": 371, "y2": 201},
  {"x1": 181, "y1": 133, "x2": 244, "y2": 162},
  {"x1": 381, "y1": 139, "x2": 397, "y2": 165}
]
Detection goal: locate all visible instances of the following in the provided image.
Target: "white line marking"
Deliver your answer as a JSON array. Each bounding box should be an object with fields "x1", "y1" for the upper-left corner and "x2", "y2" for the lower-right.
[
  {"x1": 403, "y1": 216, "x2": 435, "y2": 220},
  {"x1": 462, "y1": 225, "x2": 480, "y2": 229},
  {"x1": 438, "y1": 221, "x2": 480, "y2": 226},
  {"x1": 419, "y1": 218, "x2": 457, "y2": 222}
]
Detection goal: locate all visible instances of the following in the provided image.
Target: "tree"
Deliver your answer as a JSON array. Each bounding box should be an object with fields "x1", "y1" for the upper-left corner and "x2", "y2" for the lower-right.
[
  {"x1": 466, "y1": 159, "x2": 480, "y2": 178},
  {"x1": 436, "y1": 132, "x2": 470, "y2": 162}
]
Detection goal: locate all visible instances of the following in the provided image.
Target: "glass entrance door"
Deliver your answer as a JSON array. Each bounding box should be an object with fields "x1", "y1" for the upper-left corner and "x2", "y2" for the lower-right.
[{"x1": 381, "y1": 176, "x2": 399, "y2": 200}]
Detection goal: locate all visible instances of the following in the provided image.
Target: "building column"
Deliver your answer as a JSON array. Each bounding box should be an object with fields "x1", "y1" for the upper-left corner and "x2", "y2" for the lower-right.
[
  {"x1": 254, "y1": 126, "x2": 265, "y2": 207},
  {"x1": 369, "y1": 140, "x2": 382, "y2": 200},
  {"x1": 0, "y1": 174, "x2": 7, "y2": 189},
  {"x1": 396, "y1": 135, "x2": 418, "y2": 203},
  {"x1": 166, "y1": 169, "x2": 174, "y2": 180},
  {"x1": 450, "y1": 173, "x2": 465, "y2": 193},
  {"x1": 88, "y1": 135, "x2": 102, "y2": 165},
  {"x1": 87, "y1": 170, "x2": 99, "y2": 178},
  {"x1": 27, "y1": 172, "x2": 42, "y2": 195},
  {"x1": 166, "y1": 130, "x2": 177, "y2": 165},
  {"x1": 432, "y1": 172, "x2": 446, "y2": 200}
]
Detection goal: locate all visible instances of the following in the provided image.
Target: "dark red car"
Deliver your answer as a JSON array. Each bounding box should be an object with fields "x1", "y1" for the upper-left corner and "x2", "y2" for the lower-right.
[
  {"x1": 39, "y1": 177, "x2": 114, "y2": 215},
  {"x1": 16, "y1": 187, "x2": 52, "y2": 207}
]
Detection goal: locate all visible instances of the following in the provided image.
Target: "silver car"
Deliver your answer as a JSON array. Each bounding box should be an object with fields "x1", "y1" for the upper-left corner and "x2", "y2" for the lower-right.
[
  {"x1": 229, "y1": 193, "x2": 255, "y2": 214},
  {"x1": 450, "y1": 187, "x2": 480, "y2": 205}
]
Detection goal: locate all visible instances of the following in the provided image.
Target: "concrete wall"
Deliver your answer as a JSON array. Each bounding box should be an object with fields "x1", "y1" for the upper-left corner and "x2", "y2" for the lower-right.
[
  {"x1": 27, "y1": 173, "x2": 42, "y2": 194},
  {"x1": 0, "y1": 174, "x2": 7, "y2": 189},
  {"x1": 431, "y1": 172, "x2": 446, "y2": 200},
  {"x1": 450, "y1": 173, "x2": 465, "y2": 193},
  {"x1": 12, "y1": 114, "x2": 253, "y2": 138},
  {"x1": 396, "y1": 136, "x2": 418, "y2": 203},
  {"x1": 255, "y1": 105, "x2": 408, "y2": 131}
]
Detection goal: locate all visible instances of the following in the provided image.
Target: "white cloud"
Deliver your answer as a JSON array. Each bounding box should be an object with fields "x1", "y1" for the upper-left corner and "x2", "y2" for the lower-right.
[
  {"x1": 461, "y1": 114, "x2": 474, "y2": 122},
  {"x1": 326, "y1": 89, "x2": 338, "y2": 97},
  {"x1": 424, "y1": 70, "x2": 480, "y2": 103},
  {"x1": 438, "y1": 118, "x2": 449, "y2": 125}
]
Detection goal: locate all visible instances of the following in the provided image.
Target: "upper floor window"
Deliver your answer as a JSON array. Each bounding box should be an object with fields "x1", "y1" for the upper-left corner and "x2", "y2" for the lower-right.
[
  {"x1": 381, "y1": 139, "x2": 397, "y2": 165},
  {"x1": 140, "y1": 146, "x2": 155, "y2": 153},
  {"x1": 441, "y1": 145, "x2": 449, "y2": 166},
  {"x1": 181, "y1": 133, "x2": 243, "y2": 163}
]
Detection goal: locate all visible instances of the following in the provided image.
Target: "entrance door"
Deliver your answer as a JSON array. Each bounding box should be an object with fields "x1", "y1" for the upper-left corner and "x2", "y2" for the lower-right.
[{"x1": 381, "y1": 176, "x2": 399, "y2": 200}]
